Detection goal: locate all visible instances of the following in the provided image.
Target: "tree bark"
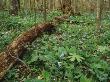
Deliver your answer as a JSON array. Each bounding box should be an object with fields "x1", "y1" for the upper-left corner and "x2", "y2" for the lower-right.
[
  {"x1": 10, "y1": 0, "x2": 20, "y2": 15},
  {"x1": 0, "y1": 0, "x2": 3, "y2": 10},
  {"x1": 109, "y1": 0, "x2": 110, "y2": 11},
  {"x1": 43, "y1": 0, "x2": 47, "y2": 22},
  {"x1": 61, "y1": 0, "x2": 71, "y2": 14},
  {"x1": 96, "y1": 0, "x2": 103, "y2": 29},
  {"x1": 73, "y1": 0, "x2": 78, "y2": 14},
  {"x1": 0, "y1": 23, "x2": 54, "y2": 80}
]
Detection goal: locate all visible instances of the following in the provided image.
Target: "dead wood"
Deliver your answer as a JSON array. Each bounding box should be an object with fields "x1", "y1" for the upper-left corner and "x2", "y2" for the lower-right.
[
  {"x1": 54, "y1": 15, "x2": 69, "y2": 23},
  {"x1": 0, "y1": 23, "x2": 55, "y2": 80},
  {"x1": 54, "y1": 15, "x2": 86, "y2": 24}
]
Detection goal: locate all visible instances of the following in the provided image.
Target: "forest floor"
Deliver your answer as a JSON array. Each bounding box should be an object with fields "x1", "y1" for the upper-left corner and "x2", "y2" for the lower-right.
[{"x1": 0, "y1": 11, "x2": 110, "y2": 82}]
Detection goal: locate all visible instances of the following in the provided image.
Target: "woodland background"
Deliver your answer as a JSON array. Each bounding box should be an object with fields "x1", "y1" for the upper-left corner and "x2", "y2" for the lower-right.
[{"x1": 0, "y1": 0, "x2": 110, "y2": 82}]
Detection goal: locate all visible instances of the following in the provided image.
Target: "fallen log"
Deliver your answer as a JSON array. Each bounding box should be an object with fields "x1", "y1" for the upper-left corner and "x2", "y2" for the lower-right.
[
  {"x1": 0, "y1": 23, "x2": 55, "y2": 80},
  {"x1": 54, "y1": 15, "x2": 69, "y2": 23},
  {"x1": 54, "y1": 15, "x2": 87, "y2": 25}
]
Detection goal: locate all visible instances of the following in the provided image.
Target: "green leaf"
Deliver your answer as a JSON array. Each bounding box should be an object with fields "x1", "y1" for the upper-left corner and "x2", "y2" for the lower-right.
[
  {"x1": 68, "y1": 53, "x2": 84, "y2": 62},
  {"x1": 43, "y1": 71, "x2": 50, "y2": 82},
  {"x1": 80, "y1": 75, "x2": 92, "y2": 82},
  {"x1": 24, "y1": 78, "x2": 45, "y2": 82},
  {"x1": 97, "y1": 46, "x2": 109, "y2": 53}
]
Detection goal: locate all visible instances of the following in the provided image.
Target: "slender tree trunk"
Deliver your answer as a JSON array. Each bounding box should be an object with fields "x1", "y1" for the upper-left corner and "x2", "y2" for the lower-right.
[
  {"x1": 48, "y1": 0, "x2": 53, "y2": 10},
  {"x1": 62, "y1": 0, "x2": 71, "y2": 14},
  {"x1": 43, "y1": 0, "x2": 47, "y2": 22},
  {"x1": 55, "y1": 0, "x2": 61, "y2": 10},
  {"x1": 0, "y1": 0, "x2": 3, "y2": 10},
  {"x1": 53, "y1": 0, "x2": 55, "y2": 10},
  {"x1": 59, "y1": 0, "x2": 63, "y2": 10},
  {"x1": 109, "y1": 0, "x2": 110, "y2": 11},
  {"x1": 73, "y1": 0, "x2": 78, "y2": 14},
  {"x1": 96, "y1": 0, "x2": 103, "y2": 29},
  {"x1": 10, "y1": 0, "x2": 20, "y2": 15}
]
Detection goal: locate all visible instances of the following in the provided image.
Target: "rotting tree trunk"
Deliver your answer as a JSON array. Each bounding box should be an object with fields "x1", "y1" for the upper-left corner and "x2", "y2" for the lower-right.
[{"x1": 0, "y1": 23, "x2": 54, "y2": 80}]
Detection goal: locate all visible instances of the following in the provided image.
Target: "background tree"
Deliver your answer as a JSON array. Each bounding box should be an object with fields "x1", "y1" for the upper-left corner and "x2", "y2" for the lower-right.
[
  {"x1": 10, "y1": 0, "x2": 20, "y2": 15},
  {"x1": 0, "y1": 0, "x2": 4, "y2": 10},
  {"x1": 96, "y1": 0, "x2": 103, "y2": 29},
  {"x1": 73, "y1": 0, "x2": 78, "y2": 14},
  {"x1": 109, "y1": 0, "x2": 110, "y2": 10},
  {"x1": 43, "y1": 0, "x2": 47, "y2": 22},
  {"x1": 61, "y1": 0, "x2": 71, "y2": 14}
]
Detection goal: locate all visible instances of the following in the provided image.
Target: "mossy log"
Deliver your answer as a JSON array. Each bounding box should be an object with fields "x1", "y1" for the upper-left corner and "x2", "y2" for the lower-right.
[
  {"x1": 54, "y1": 15, "x2": 85, "y2": 24},
  {"x1": 54, "y1": 15, "x2": 69, "y2": 23},
  {"x1": 0, "y1": 23, "x2": 55, "y2": 80}
]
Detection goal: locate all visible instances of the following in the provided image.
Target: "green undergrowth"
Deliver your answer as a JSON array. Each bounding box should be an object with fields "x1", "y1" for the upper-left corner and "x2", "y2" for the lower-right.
[{"x1": 0, "y1": 11, "x2": 110, "y2": 82}]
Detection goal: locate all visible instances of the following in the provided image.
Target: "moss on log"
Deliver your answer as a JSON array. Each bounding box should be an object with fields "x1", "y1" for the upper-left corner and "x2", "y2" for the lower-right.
[{"x1": 0, "y1": 23, "x2": 55, "y2": 80}]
